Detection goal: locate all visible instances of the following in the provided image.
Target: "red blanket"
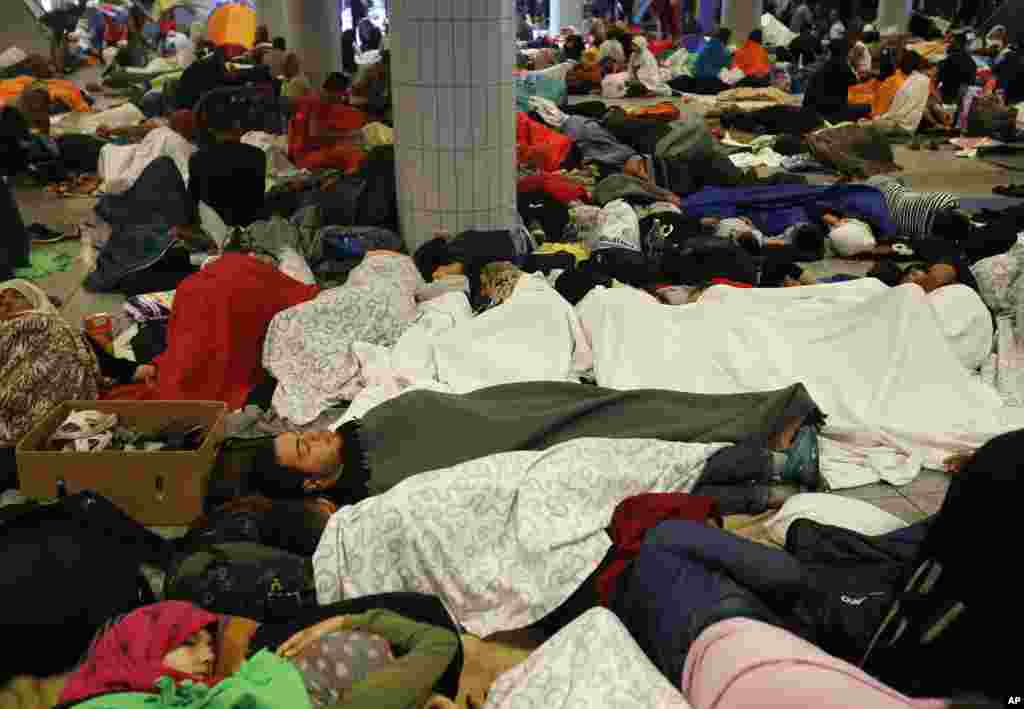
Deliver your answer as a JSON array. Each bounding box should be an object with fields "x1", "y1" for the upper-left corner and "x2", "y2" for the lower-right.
[{"x1": 107, "y1": 253, "x2": 319, "y2": 409}]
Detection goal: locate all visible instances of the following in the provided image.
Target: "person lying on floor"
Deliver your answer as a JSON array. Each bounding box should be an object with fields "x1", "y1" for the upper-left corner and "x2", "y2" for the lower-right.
[
  {"x1": 250, "y1": 380, "x2": 825, "y2": 512},
  {"x1": 94, "y1": 108, "x2": 196, "y2": 143},
  {"x1": 704, "y1": 216, "x2": 827, "y2": 257},
  {"x1": 54, "y1": 595, "x2": 467, "y2": 709},
  {"x1": 0, "y1": 279, "x2": 151, "y2": 485}
]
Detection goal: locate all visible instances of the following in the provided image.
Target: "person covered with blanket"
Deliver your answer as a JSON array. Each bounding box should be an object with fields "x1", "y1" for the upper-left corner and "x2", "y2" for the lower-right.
[
  {"x1": 251, "y1": 379, "x2": 827, "y2": 515},
  {"x1": 55, "y1": 596, "x2": 466, "y2": 709},
  {"x1": 0, "y1": 280, "x2": 151, "y2": 490}
]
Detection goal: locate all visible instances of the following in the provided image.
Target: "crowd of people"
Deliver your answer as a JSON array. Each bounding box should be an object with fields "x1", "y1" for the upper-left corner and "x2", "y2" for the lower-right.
[{"x1": 0, "y1": 3, "x2": 1022, "y2": 709}]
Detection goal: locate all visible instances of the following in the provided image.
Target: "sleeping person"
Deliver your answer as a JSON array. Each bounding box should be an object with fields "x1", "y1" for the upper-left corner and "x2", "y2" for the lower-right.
[
  {"x1": 56, "y1": 596, "x2": 465, "y2": 709},
  {"x1": 250, "y1": 380, "x2": 826, "y2": 515}
]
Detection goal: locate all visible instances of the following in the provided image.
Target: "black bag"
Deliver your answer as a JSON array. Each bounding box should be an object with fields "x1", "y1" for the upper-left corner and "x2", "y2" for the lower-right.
[
  {"x1": 180, "y1": 496, "x2": 335, "y2": 557},
  {"x1": 165, "y1": 542, "x2": 317, "y2": 622},
  {"x1": 861, "y1": 429, "x2": 1021, "y2": 701},
  {"x1": 661, "y1": 234, "x2": 759, "y2": 285},
  {"x1": 317, "y1": 177, "x2": 367, "y2": 227},
  {"x1": 0, "y1": 492, "x2": 164, "y2": 682}
]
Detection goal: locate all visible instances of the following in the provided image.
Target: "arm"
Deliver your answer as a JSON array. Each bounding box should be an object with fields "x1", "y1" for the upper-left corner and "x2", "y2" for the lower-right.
[{"x1": 336, "y1": 610, "x2": 460, "y2": 709}]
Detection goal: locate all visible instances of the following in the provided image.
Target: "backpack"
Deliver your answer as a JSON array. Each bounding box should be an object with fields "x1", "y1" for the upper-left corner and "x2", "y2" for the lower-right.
[
  {"x1": 164, "y1": 542, "x2": 317, "y2": 623},
  {"x1": 0, "y1": 492, "x2": 164, "y2": 682}
]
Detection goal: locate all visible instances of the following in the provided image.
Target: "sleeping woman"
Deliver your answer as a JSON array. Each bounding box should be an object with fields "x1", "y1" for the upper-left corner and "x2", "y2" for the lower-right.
[{"x1": 54, "y1": 596, "x2": 468, "y2": 709}]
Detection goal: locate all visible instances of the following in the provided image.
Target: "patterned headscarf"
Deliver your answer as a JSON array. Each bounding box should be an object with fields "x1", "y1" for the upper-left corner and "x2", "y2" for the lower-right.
[
  {"x1": 0, "y1": 279, "x2": 59, "y2": 317},
  {"x1": 60, "y1": 602, "x2": 223, "y2": 706},
  {"x1": 479, "y1": 261, "x2": 523, "y2": 307}
]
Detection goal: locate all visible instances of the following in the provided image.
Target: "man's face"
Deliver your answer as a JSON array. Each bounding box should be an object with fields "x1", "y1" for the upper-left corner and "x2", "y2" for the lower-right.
[{"x1": 274, "y1": 431, "x2": 343, "y2": 476}]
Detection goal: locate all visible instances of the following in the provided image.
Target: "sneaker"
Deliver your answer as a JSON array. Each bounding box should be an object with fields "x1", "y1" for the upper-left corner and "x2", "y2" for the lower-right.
[{"x1": 781, "y1": 424, "x2": 821, "y2": 489}]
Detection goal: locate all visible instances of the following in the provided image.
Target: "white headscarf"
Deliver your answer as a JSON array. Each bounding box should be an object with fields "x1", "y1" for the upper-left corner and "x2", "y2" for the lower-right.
[
  {"x1": 829, "y1": 219, "x2": 875, "y2": 257},
  {"x1": 0, "y1": 279, "x2": 58, "y2": 317}
]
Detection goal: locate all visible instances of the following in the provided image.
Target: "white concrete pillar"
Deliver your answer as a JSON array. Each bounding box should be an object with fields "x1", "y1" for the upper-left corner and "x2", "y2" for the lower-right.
[
  {"x1": 549, "y1": 0, "x2": 584, "y2": 35},
  {"x1": 720, "y1": 0, "x2": 762, "y2": 43},
  {"x1": 875, "y1": 0, "x2": 913, "y2": 33},
  {"x1": 391, "y1": 0, "x2": 518, "y2": 253},
  {"x1": 283, "y1": 0, "x2": 342, "y2": 88},
  {"x1": 255, "y1": 0, "x2": 290, "y2": 40}
]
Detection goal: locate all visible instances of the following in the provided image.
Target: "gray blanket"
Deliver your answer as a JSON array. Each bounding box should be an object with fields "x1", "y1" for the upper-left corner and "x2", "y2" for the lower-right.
[{"x1": 346, "y1": 381, "x2": 823, "y2": 495}]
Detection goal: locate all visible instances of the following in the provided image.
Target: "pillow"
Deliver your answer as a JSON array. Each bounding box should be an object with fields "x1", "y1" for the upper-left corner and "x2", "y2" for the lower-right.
[
  {"x1": 766, "y1": 493, "x2": 908, "y2": 546},
  {"x1": 292, "y1": 630, "x2": 393, "y2": 707}
]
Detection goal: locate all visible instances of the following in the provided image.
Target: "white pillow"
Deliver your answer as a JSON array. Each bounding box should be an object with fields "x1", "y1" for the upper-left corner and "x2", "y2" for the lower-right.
[{"x1": 766, "y1": 493, "x2": 909, "y2": 546}]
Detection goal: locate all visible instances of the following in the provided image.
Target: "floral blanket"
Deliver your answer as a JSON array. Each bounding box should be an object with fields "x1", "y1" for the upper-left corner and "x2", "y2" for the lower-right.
[
  {"x1": 263, "y1": 252, "x2": 423, "y2": 424},
  {"x1": 973, "y1": 239, "x2": 1024, "y2": 406},
  {"x1": 313, "y1": 437, "x2": 725, "y2": 637},
  {"x1": 483, "y1": 608, "x2": 691, "y2": 709}
]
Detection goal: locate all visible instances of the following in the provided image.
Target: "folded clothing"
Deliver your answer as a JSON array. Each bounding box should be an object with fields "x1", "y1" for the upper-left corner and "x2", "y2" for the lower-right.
[{"x1": 123, "y1": 291, "x2": 176, "y2": 322}]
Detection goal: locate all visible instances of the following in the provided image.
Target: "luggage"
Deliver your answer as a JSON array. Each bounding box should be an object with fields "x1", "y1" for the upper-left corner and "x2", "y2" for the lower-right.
[
  {"x1": 0, "y1": 492, "x2": 166, "y2": 682},
  {"x1": 860, "y1": 429, "x2": 1021, "y2": 701},
  {"x1": 164, "y1": 542, "x2": 317, "y2": 622}
]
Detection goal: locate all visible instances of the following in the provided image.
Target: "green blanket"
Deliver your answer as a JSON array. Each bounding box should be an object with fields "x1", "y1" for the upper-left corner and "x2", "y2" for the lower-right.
[{"x1": 347, "y1": 381, "x2": 823, "y2": 495}]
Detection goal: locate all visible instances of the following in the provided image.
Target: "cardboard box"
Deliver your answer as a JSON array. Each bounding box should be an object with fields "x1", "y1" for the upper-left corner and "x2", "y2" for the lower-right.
[{"x1": 16, "y1": 401, "x2": 227, "y2": 525}]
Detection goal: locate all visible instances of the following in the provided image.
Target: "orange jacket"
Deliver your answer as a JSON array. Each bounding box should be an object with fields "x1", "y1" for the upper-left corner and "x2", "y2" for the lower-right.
[{"x1": 733, "y1": 40, "x2": 771, "y2": 77}]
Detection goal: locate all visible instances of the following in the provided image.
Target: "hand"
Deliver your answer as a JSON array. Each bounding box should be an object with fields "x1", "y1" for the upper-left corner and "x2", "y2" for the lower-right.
[
  {"x1": 132, "y1": 364, "x2": 156, "y2": 384},
  {"x1": 277, "y1": 615, "x2": 353, "y2": 659}
]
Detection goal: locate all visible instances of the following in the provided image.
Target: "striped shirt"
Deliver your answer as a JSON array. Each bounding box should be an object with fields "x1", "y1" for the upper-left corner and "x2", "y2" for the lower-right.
[{"x1": 867, "y1": 176, "x2": 959, "y2": 240}]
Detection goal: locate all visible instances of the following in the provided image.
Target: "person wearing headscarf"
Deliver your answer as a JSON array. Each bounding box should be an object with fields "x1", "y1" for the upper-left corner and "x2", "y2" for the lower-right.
[
  {"x1": 0, "y1": 280, "x2": 152, "y2": 453},
  {"x1": 58, "y1": 597, "x2": 464, "y2": 709},
  {"x1": 668, "y1": 27, "x2": 734, "y2": 94},
  {"x1": 628, "y1": 36, "x2": 670, "y2": 95}
]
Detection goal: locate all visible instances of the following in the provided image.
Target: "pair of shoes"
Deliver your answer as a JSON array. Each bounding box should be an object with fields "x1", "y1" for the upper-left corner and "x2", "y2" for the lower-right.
[{"x1": 781, "y1": 424, "x2": 821, "y2": 490}]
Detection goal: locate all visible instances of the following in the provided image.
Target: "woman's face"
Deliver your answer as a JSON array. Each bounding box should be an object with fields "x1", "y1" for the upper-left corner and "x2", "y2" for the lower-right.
[
  {"x1": 0, "y1": 289, "x2": 34, "y2": 321},
  {"x1": 163, "y1": 628, "x2": 215, "y2": 679},
  {"x1": 274, "y1": 431, "x2": 344, "y2": 476}
]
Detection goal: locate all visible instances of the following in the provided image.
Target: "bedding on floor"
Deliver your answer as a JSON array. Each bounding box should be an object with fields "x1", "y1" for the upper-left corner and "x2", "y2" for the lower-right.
[{"x1": 577, "y1": 280, "x2": 1024, "y2": 487}]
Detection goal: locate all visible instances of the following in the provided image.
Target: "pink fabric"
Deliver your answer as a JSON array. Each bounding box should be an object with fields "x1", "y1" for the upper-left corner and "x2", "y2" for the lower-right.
[
  {"x1": 681, "y1": 619, "x2": 950, "y2": 709},
  {"x1": 60, "y1": 602, "x2": 222, "y2": 705}
]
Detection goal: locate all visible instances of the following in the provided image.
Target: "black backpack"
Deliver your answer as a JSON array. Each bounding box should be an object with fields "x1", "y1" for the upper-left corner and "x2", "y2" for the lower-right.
[
  {"x1": 164, "y1": 542, "x2": 317, "y2": 623},
  {"x1": 0, "y1": 492, "x2": 165, "y2": 683}
]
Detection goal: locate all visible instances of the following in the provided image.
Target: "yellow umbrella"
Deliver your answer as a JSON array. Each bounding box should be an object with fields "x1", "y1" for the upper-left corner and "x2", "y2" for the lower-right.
[{"x1": 206, "y1": 2, "x2": 256, "y2": 49}]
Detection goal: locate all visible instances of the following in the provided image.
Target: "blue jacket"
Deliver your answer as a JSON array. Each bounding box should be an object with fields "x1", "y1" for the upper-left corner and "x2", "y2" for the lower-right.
[{"x1": 694, "y1": 38, "x2": 733, "y2": 79}]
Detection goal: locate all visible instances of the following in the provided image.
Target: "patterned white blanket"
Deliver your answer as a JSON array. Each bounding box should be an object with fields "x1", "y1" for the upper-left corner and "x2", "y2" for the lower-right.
[
  {"x1": 313, "y1": 437, "x2": 725, "y2": 637},
  {"x1": 483, "y1": 608, "x2": 692, "y2": 709}
]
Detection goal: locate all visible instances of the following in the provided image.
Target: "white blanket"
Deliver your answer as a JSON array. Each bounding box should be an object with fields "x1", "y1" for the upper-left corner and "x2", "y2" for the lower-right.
[
  {"x1": 484, "y1": 608, "x2": 691, "y2": 709},
  {"x1": 98, "y1": 126, "x2": 196, "y2": 194},
  {"x1": 313, "y1": 437, "x2": 725, "y2": 636},
  {"x1": 577, "y1": 280, "x2": 1024, "y2": 488},
  {"x1": 52, "y1": 103, "x2": 145, "y2": 136},
  {"x1": 331, "y1": 274, "x2": 591, "y2": 426}
]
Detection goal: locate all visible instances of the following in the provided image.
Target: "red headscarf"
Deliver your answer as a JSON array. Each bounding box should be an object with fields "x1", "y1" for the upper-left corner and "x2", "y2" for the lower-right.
[{"x1": 59, "y1": 602, "x2": 223, "y2": 705}]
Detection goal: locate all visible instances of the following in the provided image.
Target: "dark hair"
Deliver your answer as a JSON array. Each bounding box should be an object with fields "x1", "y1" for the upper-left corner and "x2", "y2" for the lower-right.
[
  {"x1": 322, "y1": 72, "x2": 350, "y2": 93},
  {"x1": 829, "y1": 37, "x2": 851, "y2": 59},
  {"x1": 716, "y1": 27, "x2": 732, "y2": 44},
  {"x1": 563, "y1": 34, "x2": 584, "y2": 61},
  {"x1": 930, "y1": 209, "x2": 972, "y2": 244},
  {"x1": 272, "y1": 36, "x2": 286, "y2": 50},
  {"x1": 255, "y1": 25, "x2": 269, "y2": 44},
  {"x1": 900, "y1": 49, "x2": 922, "y2": 74},
  {"x1": 249, "y1": 438, "x2": 303, "y2": 497},
  {"x1": 413, "y1": 236, "x2": 457, "y2": 282},
  {"x1": 749, "y1": 29, "x2": 763, "y2": 43},
  {"x1": 867, "y1": 260, "x2": 905, "y2": 287},
  {"x1": 792, "y1": 223, "x2": 826, "y2": 253}
]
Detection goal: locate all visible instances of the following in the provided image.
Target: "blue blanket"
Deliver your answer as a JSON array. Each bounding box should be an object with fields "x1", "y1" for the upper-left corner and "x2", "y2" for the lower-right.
[{"x1": 681, "y1": 184, "x2": 897, "y2": 238}]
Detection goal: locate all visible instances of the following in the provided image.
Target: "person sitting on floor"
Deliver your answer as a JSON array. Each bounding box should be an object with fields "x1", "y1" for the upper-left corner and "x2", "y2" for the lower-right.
[
  {"x1": 56, "y1": 596, "x2": 465, "y2": 709},
  {"x1": 937, "y1": 32, "x2": 978, "y2": 104},
  {"x1": 861, "y1": 51, "x2": 932, "y2": 134},
  {"x1": 787, "y1": 24, "x2": 819, "y2": 68},
  {"x1": 350, "y1": 50, "x2": 391, "y2": 122},
  {"x1": 803, "y1": 38, "x2": 870, "y2": 123},
  {"x1": 281, "y1": 52, "x2": 313, "y2": 100},
  {"x1": 669, "y1": 27, "x2": 734, "y2": 95},
  {"x1": 188, "y1": 98, "x2": 267, "y2": 228},
  {"x1": 869, "y1": 59, "x2": 908, "y2": 119},
  {"x1": 289, "y1": 73, "x2": 368, "y2": 173},
  {"x1": 732, "y1": 30, "x2": 772, "y2": 83},
  {"x1": 264, "y1": 36, "x2": 288, "y2": 78},
  {"x1": 847, "y1": 21, "x2": 873, "y2": 81}
]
